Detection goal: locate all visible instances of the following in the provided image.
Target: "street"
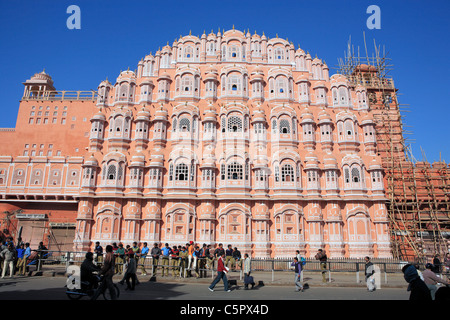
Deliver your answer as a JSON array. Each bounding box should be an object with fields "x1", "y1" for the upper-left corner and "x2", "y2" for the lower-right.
[{"x1": 0, "y1": 275, "x2": 410, "y2": 300}]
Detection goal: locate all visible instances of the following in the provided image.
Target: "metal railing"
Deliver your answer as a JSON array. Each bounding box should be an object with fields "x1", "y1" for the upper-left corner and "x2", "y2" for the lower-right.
[
  {"x1": 15, "y1": 250, "x2": 449, "y2": 287},
  {"x1": 22, "y1": 250, "x2": 426, "y2": 275}
]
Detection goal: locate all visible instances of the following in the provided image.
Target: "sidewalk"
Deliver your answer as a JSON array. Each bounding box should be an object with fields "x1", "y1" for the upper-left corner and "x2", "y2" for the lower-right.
[
  {"x1": 34, "y1": 265, "x2": 408, "y2": 289},
  {"x1": 140, "y1": 270, "x2": 407, "y2": 289}
]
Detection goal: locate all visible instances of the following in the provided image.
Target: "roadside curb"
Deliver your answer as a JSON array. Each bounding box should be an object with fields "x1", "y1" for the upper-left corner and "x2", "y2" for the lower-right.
[{"x1": 31, "y1": 269, "x2": 407, "y2": 289}]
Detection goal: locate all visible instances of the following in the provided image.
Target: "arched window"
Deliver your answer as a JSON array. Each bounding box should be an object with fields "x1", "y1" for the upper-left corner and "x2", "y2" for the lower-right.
[
  {"x1": 179, "y1": 118, "x2": 191, "y2": 132},
  {"x1": 184, "y1": 46, "x2": 194, "y2": 60},
  {"x1": 229, "y1": 45, "x2": 239, "y2": 59},
  {"x1": 107, "y1": 164, "x2": 116, "y2": 180},
  {"x1": 281, "y1": 164, "x2": 294, "y2": 182},
  {"x1": 351, "y1": 167, "x2": 360, "y2": 183},
  {"x1": 279, "y1": 119, "x2": 291, "y2": 134},
  {"x1": 175, "y1": 163, "x2": 188, "y2": 181},
  {"x1": 274, "y1": 47, "x2": 284, "y2": 61},
  {"x1": 227, "y1": 75, "x2": 241, "y2": 93},
  {"x1": 276, "y1": 78, "x2": 286, "y2": 95},
  {"x1": 227, "y1": 162, "x2": 243, "y2": 180},
  {"x1": 181, "y1": 75, "x2": 193, "y2": 92},
  {"x1": 228, "y1": 116, "x2": 243, "y2": 132}
]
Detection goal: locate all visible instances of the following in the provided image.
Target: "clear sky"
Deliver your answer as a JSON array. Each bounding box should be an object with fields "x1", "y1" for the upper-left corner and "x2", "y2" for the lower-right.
[{"x1": 0, "y1": 0, "x2": 448, "y2": 162}]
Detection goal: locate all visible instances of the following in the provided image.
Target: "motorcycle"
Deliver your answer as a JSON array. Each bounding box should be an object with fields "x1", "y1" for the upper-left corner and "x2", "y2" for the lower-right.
[{"x1": 65, "y1": 267, "x2": 120, "y2": 300}]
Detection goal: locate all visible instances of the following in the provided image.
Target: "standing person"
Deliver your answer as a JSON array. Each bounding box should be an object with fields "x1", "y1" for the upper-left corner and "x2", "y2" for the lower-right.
[
  {"x1": 192, "y1": 245, "x2": 201, "y2": 278},
  {"x1": 94, "y1": 242, "x2": 103, "y2": 264},
  {"x1": 232, "y1": 247, "x2": 241, "y2": 271},
  {"x1": 225, "y1": 245, "x2": 234, "y2": 268},
  {"x1": 432, "y1": 254, "x2": 442, "y2": 274},
  {"x1": 22, "y1": 243, "x2": 31, "y2": 276},
  {"x1": 179, "y1": 246, "x2": 188, "y2": 277},
  {"x1": 170, "y1": 245, "x2": 180, "y2": 277},
  {"x1": 161, "y1": 243, "x2": 171, "y2": 277},
  {"x1": 402, "y1": 264, "x2": 432, "y2": 301},
  {"x1": 15, "y1": 243, "x2": 26, "y2": 276},
  {"x1": 138, "y1": 242, "x2": 149, "y2": 276},
  {"x1": 423, "y1": 263, "x2": 449, "y2": 300},
  {"x1": 115, "y1": 243, "x2": 125, "y2": 274},
  {"x1": 291, "y1": 257, "x2": 304, "y2": 292},
  {"x1": 206, "y1": 244, "x2": 214, "y2": 270},
  {"x1": 315, "y1": 249, "x2": 328, "y2": 283},
  {"x1": 364, "y1": 256, "x2": 376, "y2": 292},
  {"x1": 91, "y1": 245, "x2": 117, "y2": 300},
  {"x1": 1, "y1": 244, "x2": 17, "y2": 278},
  {"x1": 124, "y1": 253, "x2": 137, "y2": 291},
  {"x1": 151, "y1": 243, "x2": 161, "y2": 276},
  {"x1": 208, "y1": 252, "x2": 230, "y2": 292},
  {"x1": 243, "y1": 253, "x2": 255, "y2": 290},
  {"x1": 198, "y1": 244, "x2": 208, "y2": 278},
  {"x1": 187, "y1": 241, "x2": 194, "y2": 277}
]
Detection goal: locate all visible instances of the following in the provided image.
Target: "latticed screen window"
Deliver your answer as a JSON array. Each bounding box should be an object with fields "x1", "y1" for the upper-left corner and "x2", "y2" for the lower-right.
[
  {"x1": 279, "y1": 119, "x2": 291, "y2": 133},
  {"x1": 227, "y1": 162, "x2": 243, "y2": 180},
  {"x1": 228, "y1": 75, "x2": 241, "y2": 91},
  {"x1": 228, "y1": 116, "x2": 242, "y2": 132},
  {"x1": 281, "y1": 164, "x2": 294, "y2": 182},
  {"x1": 351, "y1": 167, "x2": 360, "y2": 182},
  {"x1": 118, "y1": 166, "x2": 123, "y2": 181},
  {"x1": 344, "y1": 168, "x2": 350, "y2": 183},
  {"x1": 179, "y1": 118, "x2": 190, "y2": 132},
  {"x1": 221, "y1": 117, "x2": 226, "y2": 132},
  {"x1": 272, "y1": 119, "x2": 277, "y2": 133},
  {"x1": 169, "y1": 163, "x2": 174, "y2": 181},
  {"x1": 175, "y1": 163, "x2": 188, "y2": 181},
  {"x1": 107, "y1": 165, "x2": 116, "y2": 180},
  {"x1": 221, "y1": 164, "x2": 226, "y2": 180}
]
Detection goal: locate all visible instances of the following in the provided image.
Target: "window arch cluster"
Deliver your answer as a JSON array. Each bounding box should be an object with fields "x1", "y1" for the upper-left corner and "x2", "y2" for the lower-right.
[{"x1": 343, "y1": 163, "x2": 365, "y2": 189}]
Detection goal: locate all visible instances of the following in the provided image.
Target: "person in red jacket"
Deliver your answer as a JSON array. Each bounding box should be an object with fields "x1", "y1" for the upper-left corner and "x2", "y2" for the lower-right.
[{"x1": 208, "y1": 252, "x2": 230, "y2": 292}]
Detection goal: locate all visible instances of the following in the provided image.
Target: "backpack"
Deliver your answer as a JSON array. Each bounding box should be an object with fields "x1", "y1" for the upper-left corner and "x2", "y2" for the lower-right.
[{"x1": 300, "y1": 257, "x2": 306, "y2": 266}]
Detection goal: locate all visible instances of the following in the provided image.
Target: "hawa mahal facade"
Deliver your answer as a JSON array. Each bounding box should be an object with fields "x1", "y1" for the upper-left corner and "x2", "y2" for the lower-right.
[{"x1": 0, "y1": 28, "x2": 393, "y2": 258}]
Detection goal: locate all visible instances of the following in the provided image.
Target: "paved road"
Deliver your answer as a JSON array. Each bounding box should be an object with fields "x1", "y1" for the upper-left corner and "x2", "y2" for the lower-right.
[{"x1": 0, "y1": 275, "x2": 410, "y2": 300}]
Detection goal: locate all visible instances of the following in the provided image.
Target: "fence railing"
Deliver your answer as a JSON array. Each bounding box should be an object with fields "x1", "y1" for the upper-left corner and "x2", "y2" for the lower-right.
[
  {"x1": 25, "y1": 250, "x2": 429, "y2": 275},
  {"x1": 19, "y1": 250, "x2": 450, "y2": 286}
]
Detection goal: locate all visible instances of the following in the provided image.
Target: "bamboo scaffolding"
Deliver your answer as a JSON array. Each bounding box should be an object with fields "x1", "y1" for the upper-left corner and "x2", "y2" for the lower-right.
[{"x1": 336, "y1": 35, "x2": 450, "y2": 261}]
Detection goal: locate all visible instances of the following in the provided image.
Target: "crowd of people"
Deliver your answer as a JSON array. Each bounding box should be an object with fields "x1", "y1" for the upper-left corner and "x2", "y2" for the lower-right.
[
  {"x1": 91, "y1": 241, "x2": 246, "y2": 280},
  {"x1": 2, "y1": 235, "x2": 450, "y2": 300},
  {"x1": 0, "y1": 236, "x2": 48, "y2": 279}
]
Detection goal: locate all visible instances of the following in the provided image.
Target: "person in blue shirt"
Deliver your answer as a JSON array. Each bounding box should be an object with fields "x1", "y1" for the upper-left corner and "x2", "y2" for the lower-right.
[
  {"x1": 139, "y1": 242, "x2": 149, "y2": 275},
  {"x1": 161, "y1": 243, "x2": 171, "y2": 277},
  {"x1": 291, "y1": 257, "x2": 304, "y2": 292},
  {"x1": 16, "y1": 243, "x2": 26, "y2": 276}
]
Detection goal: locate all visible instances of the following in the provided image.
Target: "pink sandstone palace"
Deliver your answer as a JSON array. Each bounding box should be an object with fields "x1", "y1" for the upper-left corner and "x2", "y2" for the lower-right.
[{"x1": 0, "y1": 28, "x2": 394, "y2": 258}]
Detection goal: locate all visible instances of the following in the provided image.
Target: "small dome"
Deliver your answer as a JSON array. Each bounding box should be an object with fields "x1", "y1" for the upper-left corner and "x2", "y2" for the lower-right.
[
  {"x1": 83, "y1": 153, "x2": 98, "y2": 166},
  {"x1": 91, "y1": 110, "x2": 106, "y2": 121},
  {"x1": 31, "y1": 70, "x2": 53, "y2": 82}
]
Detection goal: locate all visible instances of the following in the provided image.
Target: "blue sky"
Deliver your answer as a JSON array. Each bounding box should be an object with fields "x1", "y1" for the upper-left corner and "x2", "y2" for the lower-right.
[{"x1": 0, "y1": 0, "x2": 449, "y2": 162}]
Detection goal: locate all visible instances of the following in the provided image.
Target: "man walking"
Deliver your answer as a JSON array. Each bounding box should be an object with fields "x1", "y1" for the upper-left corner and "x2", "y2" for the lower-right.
[
  {"x1": 291, "y1": 257, "x2": 304, "y2": 292},
  {"x1": 92, "y1": 245, "x2": 117, "y2": 300},
  {"x1": 208, "y1": 252, "x2": 230, "y2": 292},
  {"x1": 243, "y1": 253, "x2": 255, "y2": 290},
  {"x1": 364, "y1": 256, "x2": 376, "y2": 292},
  {"x1": 315, "y1": 249, "x2": 328, "y2": 283}
]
